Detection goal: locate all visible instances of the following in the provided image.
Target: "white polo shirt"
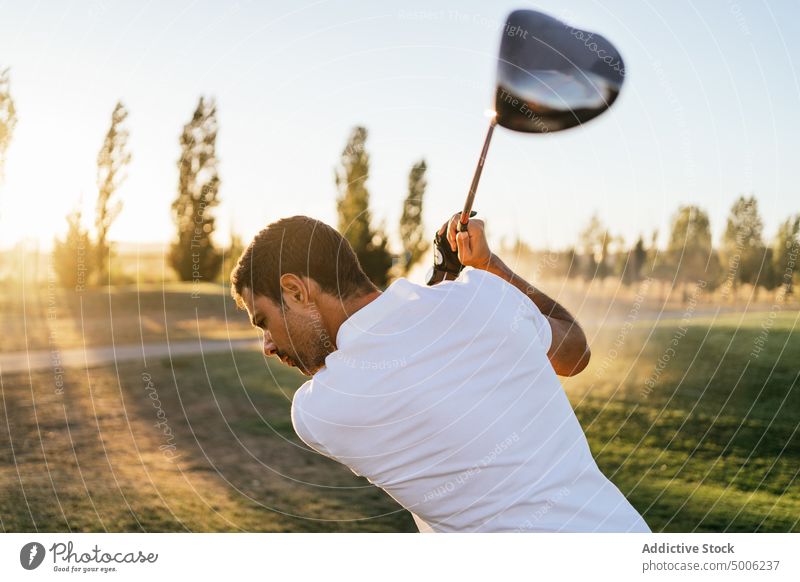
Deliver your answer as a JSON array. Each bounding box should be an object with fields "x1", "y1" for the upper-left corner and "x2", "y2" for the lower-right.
[{"x1": 291, "y1": 267, "x2": 650, "y2": 533}]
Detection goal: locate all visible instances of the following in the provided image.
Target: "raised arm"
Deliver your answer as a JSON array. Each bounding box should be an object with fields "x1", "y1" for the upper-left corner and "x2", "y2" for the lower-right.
[{"x1": 440, "y1": 214, "x2": 591, "y2": 376}]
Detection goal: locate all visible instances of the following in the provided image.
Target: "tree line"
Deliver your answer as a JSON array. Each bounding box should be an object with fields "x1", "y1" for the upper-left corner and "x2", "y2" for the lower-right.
[
  {"x1": 0, "y1": 67, "x2": 428, "y2": 289},
  {"x1": 522, "y1": 201, "x2": 799, "y2": 298},
  {"x1": 48, "y1": 97, "x2": 232, "y2": 288},
  {"x1": 0, "y1": 66, "x2": 797, "y2": 295}
]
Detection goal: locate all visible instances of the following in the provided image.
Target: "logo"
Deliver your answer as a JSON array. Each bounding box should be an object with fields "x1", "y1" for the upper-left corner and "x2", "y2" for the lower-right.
[
  {"x1": 434, "y1": 246, "x2": 443, "y2": 266},
  {"x1": 20, "y1": 542, "x2": 46, "y2": 570}
]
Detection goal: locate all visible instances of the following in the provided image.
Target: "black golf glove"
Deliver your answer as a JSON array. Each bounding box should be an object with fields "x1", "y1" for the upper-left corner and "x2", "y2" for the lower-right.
[{"x1": 426, "y1": 210, "x2": 476, "y2": 286}]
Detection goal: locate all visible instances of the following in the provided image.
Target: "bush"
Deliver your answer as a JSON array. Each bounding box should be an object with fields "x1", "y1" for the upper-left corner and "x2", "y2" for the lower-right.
[{"x1": 52, "y1": 209, "x2": 94, "y2": 290}]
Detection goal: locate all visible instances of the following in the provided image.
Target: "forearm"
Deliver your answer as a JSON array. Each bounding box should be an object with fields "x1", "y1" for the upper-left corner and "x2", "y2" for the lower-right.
[
  {"x1": 485, "y1": 253, "x2": 571, "y2": 320},
  {"x1": 484, "y1": 253, "x2": 590, "y2": 376}
]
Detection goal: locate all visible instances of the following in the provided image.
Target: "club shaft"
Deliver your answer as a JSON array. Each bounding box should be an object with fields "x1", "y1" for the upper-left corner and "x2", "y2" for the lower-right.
[{"x1": 460, "y1": 118, "x2": 497, "y2": 230}]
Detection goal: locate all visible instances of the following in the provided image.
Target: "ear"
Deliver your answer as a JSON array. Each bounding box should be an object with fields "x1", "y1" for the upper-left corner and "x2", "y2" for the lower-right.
[{"x1": 279, "y1": 274, "x2": 309, "y2": 308}]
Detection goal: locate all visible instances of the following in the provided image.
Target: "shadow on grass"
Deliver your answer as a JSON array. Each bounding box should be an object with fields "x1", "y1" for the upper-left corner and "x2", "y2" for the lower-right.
[
  {"x1": 0, "y1": 283, "x2": 254, "y2": 353},
  {"x1": 0, "y1": 349, "x2": 416, "y2": 532},
  {"x1": 130, "y1": 350, "x2": 416, "y2": 532}
]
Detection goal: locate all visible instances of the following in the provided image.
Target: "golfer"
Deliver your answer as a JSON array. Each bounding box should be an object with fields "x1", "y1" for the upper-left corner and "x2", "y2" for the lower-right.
[{"x1": 231, "y1": 214, "x2": 650, "y2": 533}]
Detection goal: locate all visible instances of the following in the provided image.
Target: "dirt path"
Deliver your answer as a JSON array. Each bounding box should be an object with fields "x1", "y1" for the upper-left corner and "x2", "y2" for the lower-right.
[{"x1": 0, "y1": 339, "x2": 260, "y2": 374}]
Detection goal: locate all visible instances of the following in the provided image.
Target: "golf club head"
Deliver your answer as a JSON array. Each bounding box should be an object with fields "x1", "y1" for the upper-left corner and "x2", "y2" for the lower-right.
[{"x1": 495, "y1": 10, "x2": 625, "y2": 133}]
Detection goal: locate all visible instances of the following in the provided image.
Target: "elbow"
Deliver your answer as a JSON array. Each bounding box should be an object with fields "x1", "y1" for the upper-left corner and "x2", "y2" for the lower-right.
[
  {"x1": 547, "y1": 320, "x2": 591, "y2": 377},
  {"x1": 555, "y1": 344, "x2": 591, "y2": 377},
  {"x1": 570, "y1": 345, "x2": 591, "y2": 376}
]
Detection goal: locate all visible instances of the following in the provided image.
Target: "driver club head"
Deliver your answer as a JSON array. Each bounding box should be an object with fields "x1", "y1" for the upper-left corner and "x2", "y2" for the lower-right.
[{"x1": 495, "y1": 10, "x2": 625, "y2": 133}]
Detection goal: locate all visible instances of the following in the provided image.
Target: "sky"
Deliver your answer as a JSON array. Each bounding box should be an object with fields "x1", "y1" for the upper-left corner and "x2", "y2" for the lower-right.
[{"x1": 0, "y1": 0, "x2": 798, "y2": 252}]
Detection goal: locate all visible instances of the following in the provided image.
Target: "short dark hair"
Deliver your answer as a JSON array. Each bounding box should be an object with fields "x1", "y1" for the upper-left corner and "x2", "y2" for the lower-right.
[{"x1": 231, "y1": 215, "x2": 375, "y2": 308}]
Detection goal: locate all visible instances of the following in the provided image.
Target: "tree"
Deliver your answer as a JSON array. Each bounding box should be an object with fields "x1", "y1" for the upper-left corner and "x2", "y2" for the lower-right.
[
  {"x1": 53, "y1": 207, "x2": 94, "y2": 290},
  {"x1": 362, "y1": 221, "x2": 393, "y2": 288},
  {"x1": 598, "y1": 232, "x2": 611, "y2": 280},
  {"x1": 170, "y1": 97, "x2": 222, "y2": 282},
  {"x1": 221, "y1": 230, "x2": 245, "y2": 284},
  {"x1": 721, "y1": 195, "x2": 767, "y2": 291},
  {"x1": 0, "y1": 67, "x2": 17, "y2": 183},
  {"x1": 647, "y1": 229, "x2": 659, "y2": 276},
  {"x1": 773, "y1": 214, "x2": 800, "y2": 295},
  {"x1": 632, "y1": 236, "x2": 647, "y2": 281},
  {"x1": 666, "y1": 205, "x2": 713, "y2": 290},
  {"x1": 335, "y1": 126, "x2": 392, "y2": 287},
  {"x1": 398, "y1": 159, "x2": 429, "y2": 275},
  {"x1": 563, "y1": 246, "x2": 578, "y2": 279},
  {"x1": 756, "y1": 247, "x2": 777, "y2": 294},
  {"x1": 95, "y1": 101, "x2": 131, "y2": 285},
  {"x1": 578, "y1": 214, "x2": 609, "y2": 281},
  {"x1": 616, "y1": 236, "x2": 647, "y2": 286},
  {"x1": 336, "y1": 127, "x2": 371, "y2": 252}
]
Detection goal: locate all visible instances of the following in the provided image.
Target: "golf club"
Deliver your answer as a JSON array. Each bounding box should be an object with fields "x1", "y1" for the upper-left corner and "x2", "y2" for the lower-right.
[
  {"x1": 427, "y1": 8, "x2": 626, "y2": 285},
  {"x1": 458, "y1": 9, "x2": 626, "y2": 233}
]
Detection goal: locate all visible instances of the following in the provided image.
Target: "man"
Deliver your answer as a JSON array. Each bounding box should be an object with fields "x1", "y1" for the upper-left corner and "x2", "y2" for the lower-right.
[{"x1": 231, "y1": 214, "x2": 650, "y2": 533}]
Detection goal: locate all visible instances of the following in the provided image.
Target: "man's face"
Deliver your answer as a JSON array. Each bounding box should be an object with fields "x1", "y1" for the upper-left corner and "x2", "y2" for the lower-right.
[{"x1": 240, "y1": 286, "x2": 332, "y2": 377}]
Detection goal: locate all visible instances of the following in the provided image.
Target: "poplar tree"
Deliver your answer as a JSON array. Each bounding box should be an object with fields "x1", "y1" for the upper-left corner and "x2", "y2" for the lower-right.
[
  {"x1": 170, "y1": 97, "x2": 222, "y2": 282},
  {"x1": 399, "y1": 159, "x2": 428, "y2": 275},
  {"x1": 335, "y1": 126, "x2": 392, "y2": 287},
  {"x1": 95, "y1": 101, "x2": 131, "y2": 284},
  {"x1": 0, "y1": 67, "x2": 17, "y2": 183}
]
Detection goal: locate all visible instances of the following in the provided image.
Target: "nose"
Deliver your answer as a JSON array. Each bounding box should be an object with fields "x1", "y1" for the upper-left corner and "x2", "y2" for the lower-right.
[{"x1": 262, "y1": 331, "x2": 278, "y2": 357}]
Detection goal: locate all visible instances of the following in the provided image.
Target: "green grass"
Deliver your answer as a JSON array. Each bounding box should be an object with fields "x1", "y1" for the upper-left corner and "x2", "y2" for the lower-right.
[
  {"x1": 1, "y1": 282, "x2": 797, "y2": 532},
  {"x1": 565, "y1": 311, "x2": 800, "y2": 532},
  {"x1": 0, "y1": 350, "x2": 416, "y2": 532}
]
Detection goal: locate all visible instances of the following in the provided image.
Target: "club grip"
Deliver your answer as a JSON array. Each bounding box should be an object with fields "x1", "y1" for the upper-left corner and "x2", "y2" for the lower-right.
[
  {"x1": 458, "y1": 209, "x2": 477, "y2": 232},
  {"x1": 426, "y1": 211, "x2": 477, "y2": 286}
]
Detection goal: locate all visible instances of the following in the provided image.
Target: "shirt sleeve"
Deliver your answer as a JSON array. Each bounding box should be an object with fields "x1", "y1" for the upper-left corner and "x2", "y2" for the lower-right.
[
  {"x1": 291, "y1": 378, "x2": 365, "y2": 478},
  {"x1": 510, "y1": 283, "x2": 553, "y2": 352},
  {"x1": 290, "y1": 381, "x2": 337, "y2": 461},
  {"x1": 466, "y1": 267, "x2": 553, "y2": 352},
  {"x1": 529, "y1": 304, "x2": 553, "y2": 353}
]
